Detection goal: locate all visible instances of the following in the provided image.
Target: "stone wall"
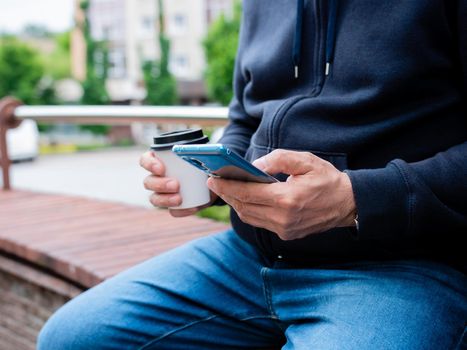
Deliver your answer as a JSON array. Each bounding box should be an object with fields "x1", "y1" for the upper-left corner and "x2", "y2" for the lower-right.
[{"x1": 0, "y1": 255, "x2": 83, "y2": 350}]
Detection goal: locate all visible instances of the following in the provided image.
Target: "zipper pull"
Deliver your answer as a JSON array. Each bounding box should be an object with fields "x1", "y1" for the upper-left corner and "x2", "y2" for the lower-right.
[
  {"x1": 325, "y1": 62, "x2": 330, "y2": 76},
  {"x1": 295, "y1": 65, "x2": 299, "y2": 79}
]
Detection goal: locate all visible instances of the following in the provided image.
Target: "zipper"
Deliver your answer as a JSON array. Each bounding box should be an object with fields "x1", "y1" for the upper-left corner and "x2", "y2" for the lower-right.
[
  {"x1": 268, "y1": 0, "x2": 327, "y2": 149},
  {"x1": 312, "y1": 0, "x2": 326, "y2": 96}
]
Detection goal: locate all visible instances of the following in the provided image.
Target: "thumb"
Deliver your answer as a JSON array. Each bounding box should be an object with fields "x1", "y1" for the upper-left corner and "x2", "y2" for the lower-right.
[{"x1": 252, "y1": 149, "x2": 316, "y2": 176}]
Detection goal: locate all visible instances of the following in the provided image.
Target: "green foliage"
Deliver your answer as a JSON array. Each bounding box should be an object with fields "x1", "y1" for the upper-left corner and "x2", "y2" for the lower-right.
[
  {"x1": 143, "y1": 60, "x2": 178, "y2": 106},
  {"x1": 79, "y1": 0, "x2": 110, "y2": 134},
  {"x1": 143, "y1": 0, "x2": 178, "y2": 106},
  {"x1": 41, "y1": 32, "x2": 71, "y2": 80},
  {"x1": 203, "y1": 2, "x2": 241, "y2": 105},
  {"x1": 79, "y1": 124, "x2": 110, "y2": 135},
  {"x1": 80, "y1": 0, "x2": 110, "y2": 106},
  {"x1": 81, "y1": 70, "x2": 109, "y2": 105},
  {"x1": 197, "y1": 205, "x2": 231, "y2": 223},
  {"x1": 0, "y1": 38, "x2": 44, "y2": 104}
]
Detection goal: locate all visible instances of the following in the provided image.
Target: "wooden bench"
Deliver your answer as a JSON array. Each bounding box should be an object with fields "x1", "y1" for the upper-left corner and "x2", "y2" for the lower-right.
[{"x1": 0, "y1": 189, "x2": 229, "y2": 350}]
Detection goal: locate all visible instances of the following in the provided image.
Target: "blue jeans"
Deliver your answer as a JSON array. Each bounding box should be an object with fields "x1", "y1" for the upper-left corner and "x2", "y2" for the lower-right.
[{"x1": 38, "y1": 229, "x2": 466, "y2": 349}]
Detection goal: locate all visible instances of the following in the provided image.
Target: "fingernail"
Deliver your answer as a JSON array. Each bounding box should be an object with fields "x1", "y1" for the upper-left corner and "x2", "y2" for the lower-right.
[
  {"x1": 252, "y1": 157, "x2": 266, "y2": 170},
  {"x1": 207, "y1": 178, "x2": 216, "y2": 191},
  {"x1": 166, "y1": 180, "x2": 178, "y2": 191},
  {"x1": 206, "y1": 177, "x2": 213, "y2": 189}
]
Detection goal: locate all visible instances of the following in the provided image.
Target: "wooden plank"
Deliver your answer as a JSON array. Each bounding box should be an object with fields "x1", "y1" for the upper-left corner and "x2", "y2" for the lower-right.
[{"x1": 0, "y1": 190, "x2": 229, "y2": 288}]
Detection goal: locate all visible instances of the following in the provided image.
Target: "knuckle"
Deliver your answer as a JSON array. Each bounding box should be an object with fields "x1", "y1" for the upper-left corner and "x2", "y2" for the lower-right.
[
  {"x1": 305, "y1": 152, "x2": 316, "y2": 163},
  {"x1": 275, "y1": 227, "x2": 290, "y2": 240},
  {"x1": 143, "y1": 176, "x2": 153, "y2": 190},
  {"x1": 149, "y1": 193, "x2": 160, "y2": 207},
  {"x1": 273, "y1": 149, "x2": 287, "y2": 162},
  {"x1": 276, "y1": 195, "x2": 293, "y2": 209},
  {"x1": 276, "y1": 194, "x2": 300, "y2": 211},
  {"x1": 277, "y1": 215, "x2": 290, "y2": 229},
  {"x1": 234, "y1": 200, "x2": 245, "y2": 214},
  {"x1": 237, "y1": 210, "x2": 248, "y2": 223},
  {"x1": 144, "y1": 176, "x2": 164, "y2": 192}
]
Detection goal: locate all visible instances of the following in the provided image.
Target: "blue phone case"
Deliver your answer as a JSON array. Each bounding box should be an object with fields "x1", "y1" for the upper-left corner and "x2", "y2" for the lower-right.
[{"x1": 172, "y1": 144, "x2": 278, "y2": 183}]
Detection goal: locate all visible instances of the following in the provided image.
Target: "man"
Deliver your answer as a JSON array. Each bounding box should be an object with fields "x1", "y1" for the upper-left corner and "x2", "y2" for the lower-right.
[{"x1": 39, "y1": 1, "x2": 466, "y2": 348}]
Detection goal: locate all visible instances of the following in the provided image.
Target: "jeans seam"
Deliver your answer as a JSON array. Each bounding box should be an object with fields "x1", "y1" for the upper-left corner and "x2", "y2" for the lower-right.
[
  {"x1": 260, "y1": 267, "x2": 279, "y2": 319},
  {"x1": 453, "y1": 325, "x2": 466, "y2": 350},
  {"x1": 138, "y1": 314, "x2": 218, "y2": 350},
  {"x1": 240, "y1": 314, "x2": 280, "y2": 322}
]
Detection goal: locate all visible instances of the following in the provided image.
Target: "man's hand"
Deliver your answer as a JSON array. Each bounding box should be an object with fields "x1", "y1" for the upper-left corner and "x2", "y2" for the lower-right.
[
  {"x1": 207, "y1": 149, "x2": 356, "y2": 240},
  {"x1": 140, "y1": 151, "x2": 217, "y2": 217}
]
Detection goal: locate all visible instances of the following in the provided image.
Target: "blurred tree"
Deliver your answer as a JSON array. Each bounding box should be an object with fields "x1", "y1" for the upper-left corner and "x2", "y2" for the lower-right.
[
  {"x1": 79, "y1": 0, "x2": 110, "y2": 135},
  {"x1": 203, "y1": 2, "x2": 241, "y2": 105},
  {"x1": 41, "y1": 31, "x2": 72, "y2": 80},
  {"x1": 143, "y1": 0, "x2": 178, "y2": 106},
  {"x1": 0, "y1": 38, "x2": 44, "y2": 104},
  {"x1": 80, "y1": 0, "x2": 110, "y2": 106}
]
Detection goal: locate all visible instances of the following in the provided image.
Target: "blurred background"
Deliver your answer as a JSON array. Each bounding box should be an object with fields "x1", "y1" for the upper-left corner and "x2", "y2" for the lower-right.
[{"x1": 1, "y1": 0, "x2": 242, "y2": 221}]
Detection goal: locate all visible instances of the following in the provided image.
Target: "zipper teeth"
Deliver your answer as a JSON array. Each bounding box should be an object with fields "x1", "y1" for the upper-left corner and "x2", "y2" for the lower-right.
[{"x1": 314, "y1": 0, "x2": 326, "y2": 94}]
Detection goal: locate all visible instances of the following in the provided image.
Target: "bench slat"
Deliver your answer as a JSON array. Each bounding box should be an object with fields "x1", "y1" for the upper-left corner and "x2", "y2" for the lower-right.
[{"x1": 0, "y1": 190, "x2": 229, "y2": 288}]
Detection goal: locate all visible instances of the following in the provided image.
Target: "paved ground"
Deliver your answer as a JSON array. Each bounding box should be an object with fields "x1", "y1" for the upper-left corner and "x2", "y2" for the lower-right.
[{"x1": 11, "y1": 147, "x2": 154, "y2": 208}]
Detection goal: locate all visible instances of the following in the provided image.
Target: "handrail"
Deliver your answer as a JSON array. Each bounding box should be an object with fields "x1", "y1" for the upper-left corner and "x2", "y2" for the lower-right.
[
  {"x1": 0, "y1": 97, "x2": 230, "y2": 190},
  {"x1": 14, "y1": 105, "x2": 229, "y2": 125}
]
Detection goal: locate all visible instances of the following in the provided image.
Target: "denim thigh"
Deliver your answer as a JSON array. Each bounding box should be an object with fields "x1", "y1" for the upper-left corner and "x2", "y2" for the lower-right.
[
  {"x1": 265, "y1": 260, "x2": 467, "y2": 350},
  {"x1": 37, "y1": 229, "x2": 284, "y2": 350},
  {"x1": 37, "y1": 229, "x2": 467, "y2": 350}
]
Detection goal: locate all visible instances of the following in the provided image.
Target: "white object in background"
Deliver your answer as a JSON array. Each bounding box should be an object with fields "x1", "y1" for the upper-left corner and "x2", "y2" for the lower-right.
[
  {"x1": 155, "y1": 150, "x2": 211, "y2": 210},
  {"x1": 210, "y1": 127, "x2": 225, "y2": 144},
  {"x1": 7, "y1": 119, "x2": 39, "y2": 161}
]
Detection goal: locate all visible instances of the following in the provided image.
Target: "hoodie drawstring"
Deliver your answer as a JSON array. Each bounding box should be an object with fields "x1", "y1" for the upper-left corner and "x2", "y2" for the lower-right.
[
  {"x1": 293, "y1": 0, "x2": 305, "y2": 79},
  {"x1": 293, "y1": 0, "x2": 339, "y2": 78},
  {"x1": 325, "y1": 0, "x2": 338, "y2": 76}
]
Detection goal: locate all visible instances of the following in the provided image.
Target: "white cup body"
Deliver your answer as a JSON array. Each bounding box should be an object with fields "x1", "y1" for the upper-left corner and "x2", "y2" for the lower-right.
[{"x1": 155, "y1": 150, "x2": 211, "y2": 209}]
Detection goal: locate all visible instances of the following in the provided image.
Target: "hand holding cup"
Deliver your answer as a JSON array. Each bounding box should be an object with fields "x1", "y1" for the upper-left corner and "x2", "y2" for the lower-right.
[{"x1": 140, "y1": 129, "x2": 216, "y2": 217}]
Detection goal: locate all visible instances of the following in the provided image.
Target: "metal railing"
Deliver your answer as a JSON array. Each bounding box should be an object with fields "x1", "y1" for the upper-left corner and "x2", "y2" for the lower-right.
[{"x1": 0, "y1": 97, "x2": 229, "y2": 190}]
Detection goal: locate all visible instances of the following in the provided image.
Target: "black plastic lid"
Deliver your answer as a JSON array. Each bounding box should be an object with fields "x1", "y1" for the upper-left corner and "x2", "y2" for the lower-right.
[{"x1": 151, "y1": 128, "x2": 209, "y2": 150}]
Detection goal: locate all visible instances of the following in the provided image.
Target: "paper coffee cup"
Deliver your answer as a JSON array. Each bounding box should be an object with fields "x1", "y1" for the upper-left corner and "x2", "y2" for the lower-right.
[{"x1": 151, "y1": 129, "x2": 210, "y2": 209}]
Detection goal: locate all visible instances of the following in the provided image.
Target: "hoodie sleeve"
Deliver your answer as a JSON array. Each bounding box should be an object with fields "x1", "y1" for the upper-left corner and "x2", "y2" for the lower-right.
[
  {"x1": 346, "y1": 144, "x2": 467, "y2": 240},
  {"x1": 345, "y1": 1, "x2": 467, "y2": 241},
  {"x1": 218, "y1": 11, "x2": 260, "y2": 158},
  {"x1": 218, "y1": 89, "x2": 258, "y2": 158},
  {"x1": 218, "y1": 62, "x2": 259, "y2": 157}
]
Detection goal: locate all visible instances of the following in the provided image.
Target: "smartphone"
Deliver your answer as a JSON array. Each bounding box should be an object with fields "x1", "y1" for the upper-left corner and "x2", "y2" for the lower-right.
[{"x1": 172, "y1": 144, "x2": 278, "y2": 183}]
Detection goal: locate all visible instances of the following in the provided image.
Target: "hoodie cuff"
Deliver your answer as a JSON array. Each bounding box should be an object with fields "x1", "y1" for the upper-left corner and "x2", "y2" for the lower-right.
[{"x1": 345, "y1": 163, "x2": 410, "y2": 241}]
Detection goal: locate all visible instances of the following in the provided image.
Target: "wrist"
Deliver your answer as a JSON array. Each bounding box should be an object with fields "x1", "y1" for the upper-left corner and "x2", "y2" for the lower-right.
[{"x1": 338, "y1": 172, "x2": 358, "y2": 227}]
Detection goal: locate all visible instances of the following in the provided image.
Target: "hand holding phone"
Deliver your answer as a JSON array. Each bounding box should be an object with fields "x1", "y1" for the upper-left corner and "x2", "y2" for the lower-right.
[{"x1": 172, "y1": 144, "x2": 278, "y2": 183}]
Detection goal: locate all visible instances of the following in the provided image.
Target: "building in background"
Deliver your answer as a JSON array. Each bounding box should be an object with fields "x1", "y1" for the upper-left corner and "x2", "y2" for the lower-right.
[{"x1": 71, "y1": 0, "x2": 234, "y2": 104}]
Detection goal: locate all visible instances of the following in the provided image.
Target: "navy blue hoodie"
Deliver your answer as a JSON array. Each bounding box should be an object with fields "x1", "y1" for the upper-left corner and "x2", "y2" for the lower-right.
[{"x1": 218, "y1": 0, "x2": 467, "y2": 270}]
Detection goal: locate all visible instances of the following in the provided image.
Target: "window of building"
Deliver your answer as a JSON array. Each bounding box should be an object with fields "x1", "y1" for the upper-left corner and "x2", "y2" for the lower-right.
[
  {"x1": 142, "y1": 17, "x2": 154, "y2": 32},
  {"x1": 170, "y1": 13, "x2": 187, "y2": 35},
  {"x1": 169, "y1": 55, "x2": 190, "y2": 77},
  {"x1": 108, "y1": 49, "x2": 126, "y2": 79}
]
